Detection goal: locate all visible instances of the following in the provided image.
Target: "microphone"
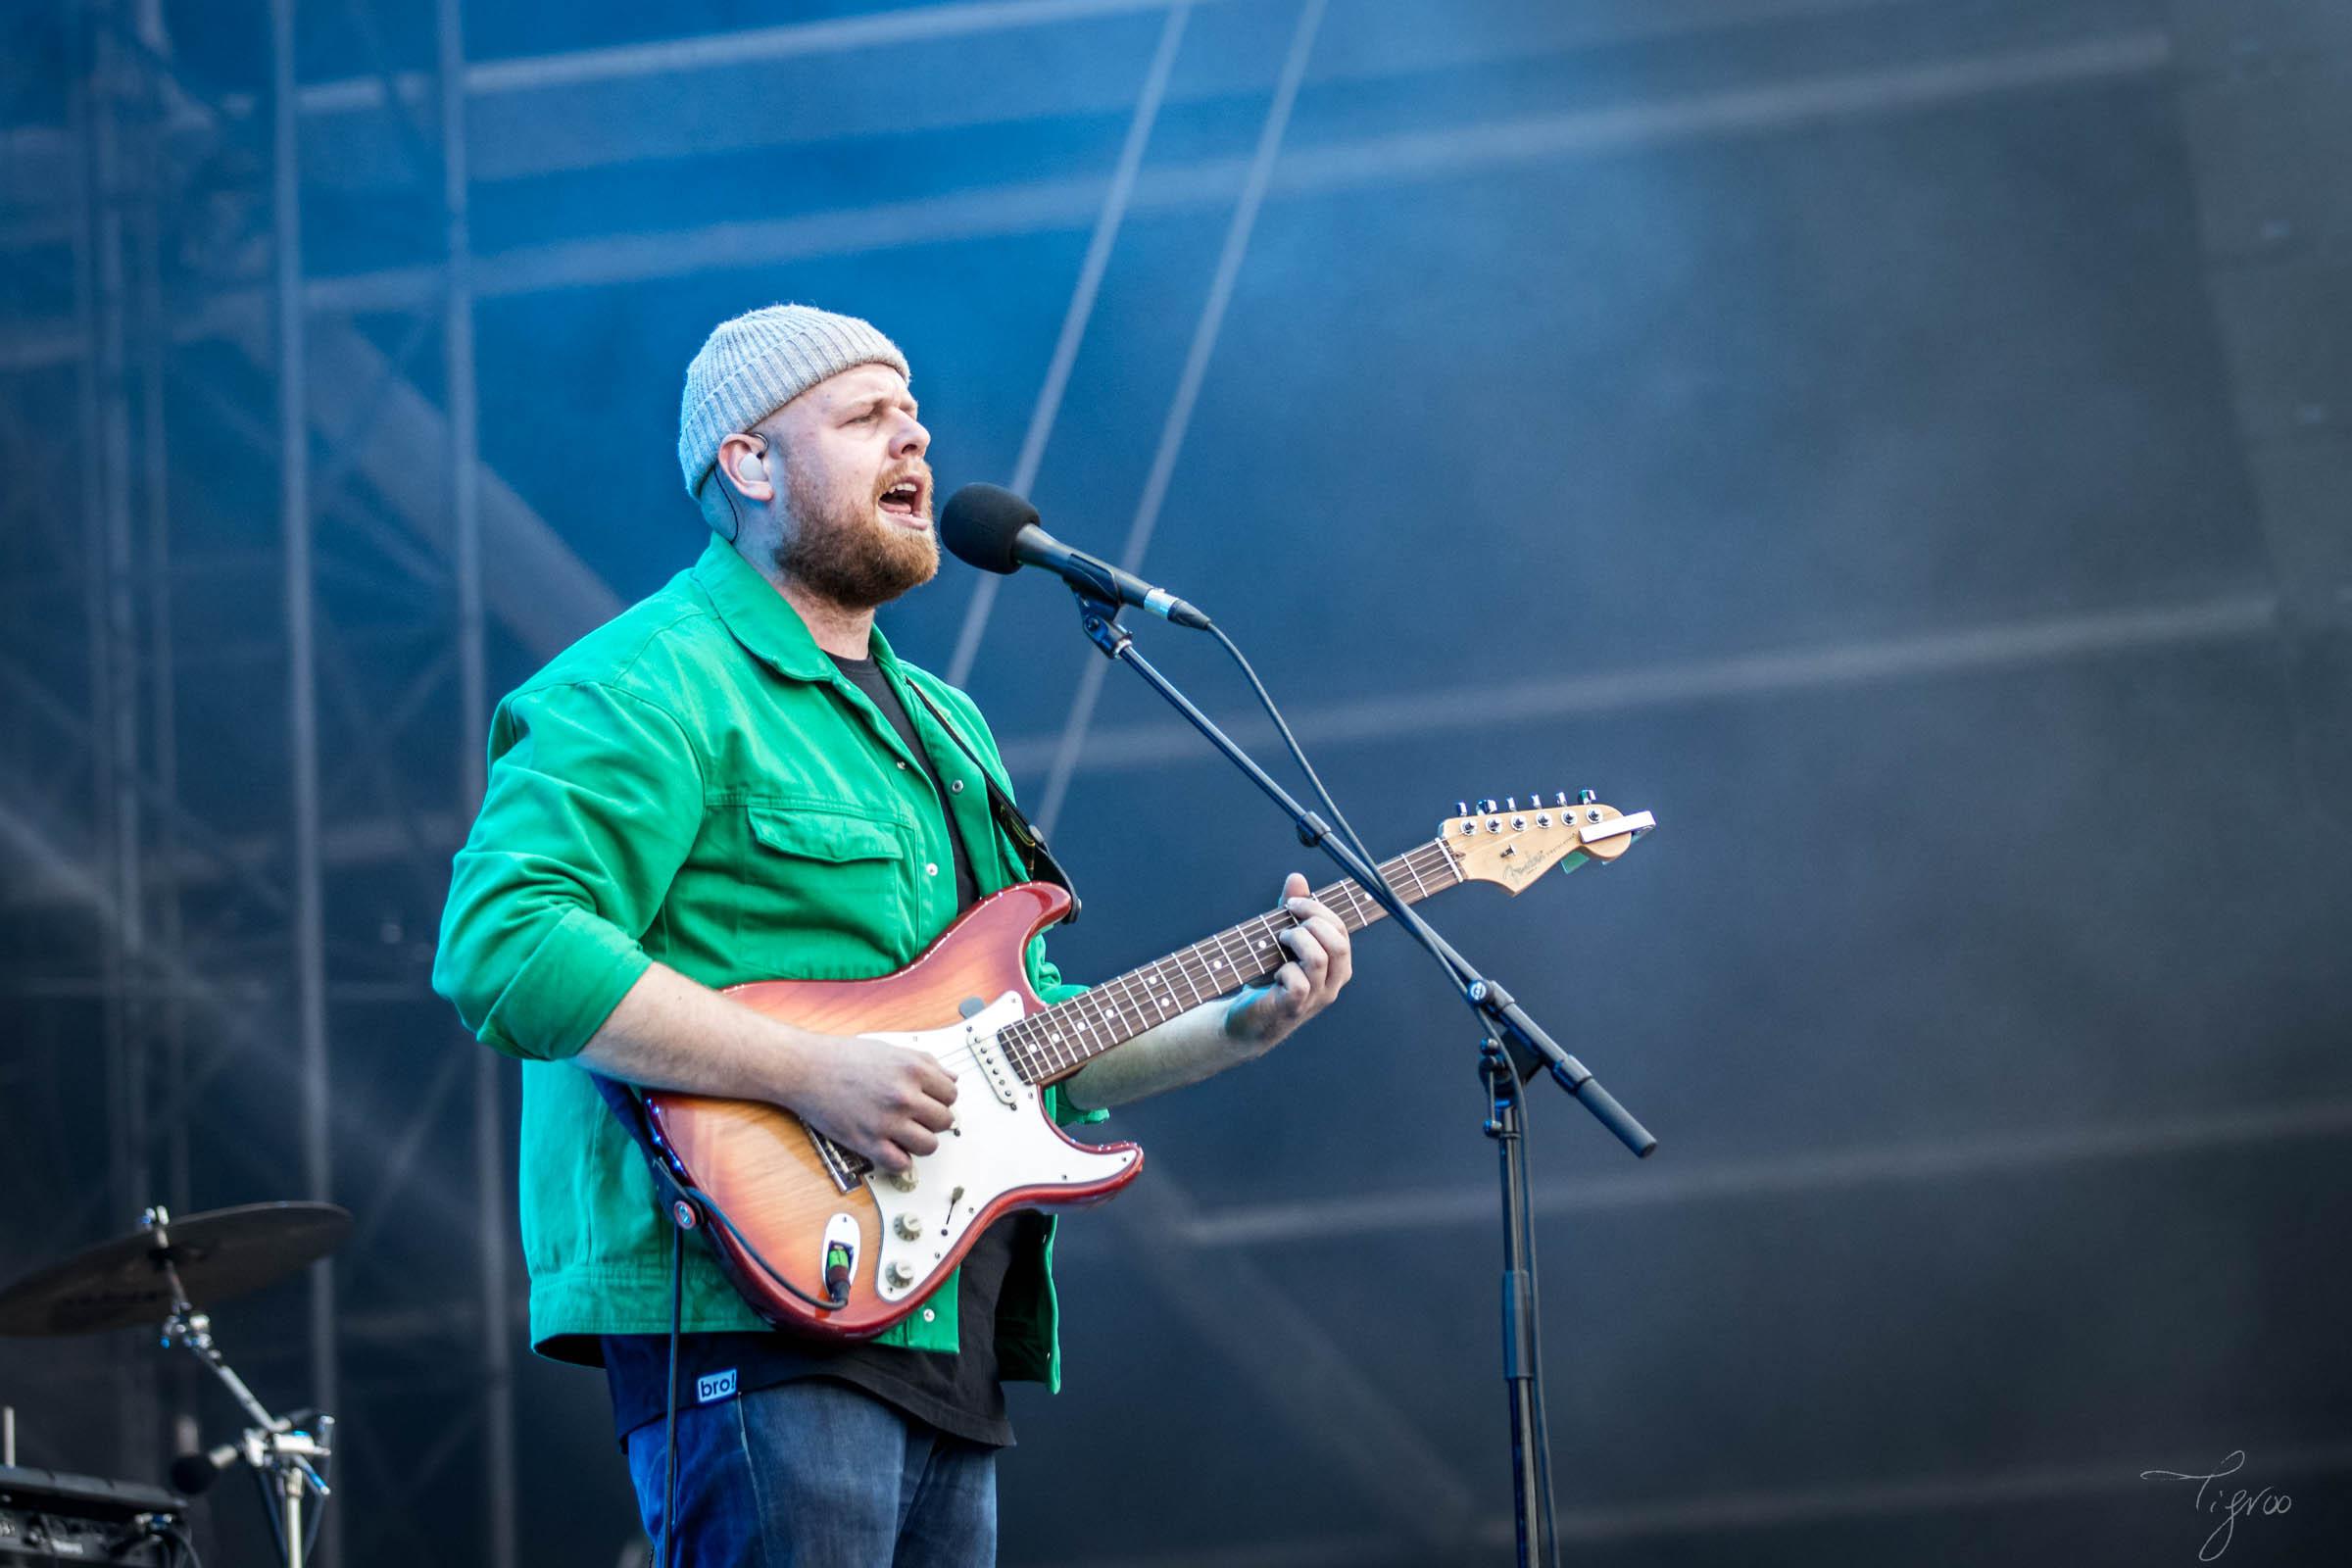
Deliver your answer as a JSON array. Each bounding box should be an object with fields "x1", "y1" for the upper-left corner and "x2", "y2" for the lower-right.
[
  {"x1": 939, "y1": 484, "x2": 1212, "y2": 630},
  {"x1": 171, "y1": 1408, "x2": 318, "y2": 1494}
]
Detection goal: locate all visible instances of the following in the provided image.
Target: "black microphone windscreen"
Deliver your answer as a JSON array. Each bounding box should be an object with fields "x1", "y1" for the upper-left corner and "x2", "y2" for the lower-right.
[
  {"x1": 939, "y1": 483, "x2": 1038, "y2": 575},
  {"x1": 171, "y1": 1451, "x2": 225, "y2": 1495}
]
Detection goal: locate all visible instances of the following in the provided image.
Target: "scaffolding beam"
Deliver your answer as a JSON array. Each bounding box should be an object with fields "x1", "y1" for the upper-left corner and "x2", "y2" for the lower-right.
[
  {"x1": 438, "y1": 0, "x2": 517, "y2": 1560},
  {"x1": 269, "y1": 2, "x2": 339, "y2": 1563}
]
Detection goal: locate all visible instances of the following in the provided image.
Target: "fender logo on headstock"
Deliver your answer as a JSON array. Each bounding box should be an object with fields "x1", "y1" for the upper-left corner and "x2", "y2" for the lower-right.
[{"x1": 1440, "y1": 796, "x2": 1655, "y2": 894}]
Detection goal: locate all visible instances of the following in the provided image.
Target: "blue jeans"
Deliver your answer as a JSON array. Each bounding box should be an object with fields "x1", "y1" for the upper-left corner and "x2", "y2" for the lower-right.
[{"x1": 623, "y1": 1377, "x2": 998, "y2": 1567}]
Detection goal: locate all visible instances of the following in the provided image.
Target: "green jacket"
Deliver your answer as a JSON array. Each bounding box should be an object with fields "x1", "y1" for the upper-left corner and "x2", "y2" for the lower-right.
[{"x1": 432, "y1": 535, "x2": 1101, "y2": 1377}]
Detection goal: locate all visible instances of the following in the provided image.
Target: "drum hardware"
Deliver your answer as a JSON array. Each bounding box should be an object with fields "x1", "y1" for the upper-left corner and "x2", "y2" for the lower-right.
[{"x1": 0, "y1": 1201, "x2": 353, "y2": 1568}]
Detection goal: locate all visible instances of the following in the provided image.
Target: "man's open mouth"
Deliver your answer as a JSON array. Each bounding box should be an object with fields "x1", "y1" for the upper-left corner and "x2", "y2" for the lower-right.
[{"x1": 878, "y1": 478, "x2": 925, "y2": 517}]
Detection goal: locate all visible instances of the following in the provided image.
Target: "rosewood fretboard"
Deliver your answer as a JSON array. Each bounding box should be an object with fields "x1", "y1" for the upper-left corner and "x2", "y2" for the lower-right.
[{"x1": 1000, "y1": 838, "x2": 1464, "y2": 1086}]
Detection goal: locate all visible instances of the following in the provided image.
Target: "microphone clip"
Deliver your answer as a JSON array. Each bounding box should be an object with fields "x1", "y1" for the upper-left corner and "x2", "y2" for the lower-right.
[{"x1": 1070, "y1": 586, "x2": 1135, "y2": 662}]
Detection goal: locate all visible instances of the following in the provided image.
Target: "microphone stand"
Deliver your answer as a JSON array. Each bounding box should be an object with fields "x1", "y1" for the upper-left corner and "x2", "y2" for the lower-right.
[{"x1": 1058, "y1": 588, "x2": 1655, "y2": 1568}]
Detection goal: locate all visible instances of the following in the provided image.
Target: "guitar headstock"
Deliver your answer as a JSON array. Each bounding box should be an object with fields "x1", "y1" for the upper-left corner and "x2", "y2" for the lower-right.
[{"x1": 1440, "y1": 792, "x2": 1654, "y2": 894}]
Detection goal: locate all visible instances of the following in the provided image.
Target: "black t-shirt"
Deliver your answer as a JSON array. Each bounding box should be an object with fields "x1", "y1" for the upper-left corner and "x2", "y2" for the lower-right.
[{"x1": 602, "y1": 650, "x2": 1017, "y2": 1447}]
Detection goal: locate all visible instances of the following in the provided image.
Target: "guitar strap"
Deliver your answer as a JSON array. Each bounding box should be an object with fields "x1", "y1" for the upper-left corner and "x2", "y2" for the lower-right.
[
  {"x1": 589, "y1": 1071, "x2": 702, "y2": 1226},
  {"x1": 904, "y1": 681, "x2": 1085, "y2": 925},
  {"x1": 591, "y1": 681, "x2": 1080, "y2": 1241}
]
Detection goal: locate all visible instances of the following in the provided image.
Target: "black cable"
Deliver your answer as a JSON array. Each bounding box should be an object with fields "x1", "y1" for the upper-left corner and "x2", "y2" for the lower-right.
[
  {"x1": 1205, "y1": 622, "x2": 1382, "y2": 881},
  {"x1": 676, "y1": 1179, "x2": 849, "y2": 1315},
  {"x1": 662, "y1": 1220, "x2": 684, "y2": 1568},
  {"x1": 1207, "y1": 613, "x2": 1566, "y2": 1558},
  {"x1": 300, "y1": 1446, "x2": 327, "y2": 1562},
  {"x1": 1198, "y1": 622, "x2": 1475, "y2": 996},
  {"x1": 160, "y1": 1520, "x2": 203, "y2": 1568},
  {"x1": 598, "y1": 1072, "x2": 845, "y2": 1317},
  {"x1": 246, "y1": 1463, "x2": 286, "y2": 1567}
]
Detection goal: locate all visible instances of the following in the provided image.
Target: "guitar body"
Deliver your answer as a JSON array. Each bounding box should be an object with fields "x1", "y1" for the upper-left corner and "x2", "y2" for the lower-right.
[
  {"x1": 636, "y1": 796, "x2": 1652, "y2": 1342},
  {"x1": 642, "y1": 883, "x2": 1145, "y2": 1341}
]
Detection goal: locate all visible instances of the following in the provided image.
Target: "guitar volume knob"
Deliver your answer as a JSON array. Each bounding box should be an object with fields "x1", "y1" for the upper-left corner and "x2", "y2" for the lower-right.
[
  {"x1": 894, "y1": 1213, "x2": 923, "y2": 1241},
  {"x1": 884, "y1": 1261, "x2": 913, "y2": 1289},
  {"x1": 887, "y1": 1167, "x2": 918, "y2": 1193}
]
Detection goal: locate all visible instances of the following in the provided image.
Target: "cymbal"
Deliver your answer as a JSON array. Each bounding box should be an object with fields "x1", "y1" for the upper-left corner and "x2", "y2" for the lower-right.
[{"x1": 0, "y1": 1202, "x2": 352, "y2": 1338}]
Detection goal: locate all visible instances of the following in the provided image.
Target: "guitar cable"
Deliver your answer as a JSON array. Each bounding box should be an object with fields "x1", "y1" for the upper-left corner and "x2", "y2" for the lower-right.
[
  {"x1": 641, "y1": 1147, "x2": 852, "y2": 1568},
  {"x1": 593, "y1": 1075, "x2": 852, "y2": 1317},
  {"x1": 599, "y1": 1071, "x2": 851, "y2": 1567},
  {"x1": 662, "y1": 1222, "x2": 683, "y2": 1568},
  {"x1": 672, "y1": 1176, "x2": 852, "y2": 1316}
]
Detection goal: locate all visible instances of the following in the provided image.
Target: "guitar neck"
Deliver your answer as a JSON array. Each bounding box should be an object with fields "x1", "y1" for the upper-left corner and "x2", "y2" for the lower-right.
[{"x1": 1003, "y1": 839, "x2": 1464, "y2": 1087}]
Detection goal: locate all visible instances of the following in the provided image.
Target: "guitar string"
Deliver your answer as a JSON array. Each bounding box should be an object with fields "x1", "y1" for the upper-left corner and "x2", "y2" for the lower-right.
[
  {"x1": 808, "y1": 837, "x2": 1482, "y2": 1176},
  {"x1": 1004, "y1": 839, "x2": 1466, "y2": 1079},
  {"x1": 874, "y1": 838, "x2": 1466, "y2": 1083},
  {"x1": 813, "y1": 841, "x2": 1467, "y2": 1170},
  {"x1": 810, "y1": 822, "x2": 1614, "y2": 1179}
]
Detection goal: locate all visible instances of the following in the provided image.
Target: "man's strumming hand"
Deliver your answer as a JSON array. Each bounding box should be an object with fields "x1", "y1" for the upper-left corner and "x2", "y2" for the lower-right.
[
  {"x1": 576, "y1": 965, "x2": 959, "y2": 1174},
  {"x1": 793, "y1": 1038, "x2": 959, "y2": 1174}
]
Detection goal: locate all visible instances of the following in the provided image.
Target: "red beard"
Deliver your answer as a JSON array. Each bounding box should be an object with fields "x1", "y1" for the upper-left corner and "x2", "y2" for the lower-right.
[{"x1": 771, "y1": 464, "x2": 938, "y2": 610}]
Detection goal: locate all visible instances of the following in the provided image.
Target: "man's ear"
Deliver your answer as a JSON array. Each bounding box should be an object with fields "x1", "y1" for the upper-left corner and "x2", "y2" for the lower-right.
[{"x1": 716, "y1": 430, "x2": 776, "y2": 504}]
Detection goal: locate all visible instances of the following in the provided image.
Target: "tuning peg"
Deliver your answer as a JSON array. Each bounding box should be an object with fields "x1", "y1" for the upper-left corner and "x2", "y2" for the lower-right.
[
  {"x1": 1552, "y1": 791, "x2": 1568, "y2": 808},
  {"x1": 1455, "y1": 801, "x2": 1469, "y2": 818},
  {"x1": 1578, "y1": 788, "x2": 1596, "y2": 806},
  {"x1": 1479, "y1": 799, "x2": 1497, "y2": 814},
  {"x1": 1504, "y1": 796, "x2": 1516, "y2": 811}
]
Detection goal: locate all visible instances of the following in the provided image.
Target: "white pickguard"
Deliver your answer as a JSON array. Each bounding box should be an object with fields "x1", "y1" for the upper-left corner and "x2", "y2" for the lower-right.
[{"x1": 857, "y1": 992, "x2": 1140, "y2": 1302}]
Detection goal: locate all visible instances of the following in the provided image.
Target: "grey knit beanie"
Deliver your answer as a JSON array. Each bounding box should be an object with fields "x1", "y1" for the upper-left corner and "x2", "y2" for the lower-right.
[{"x1": 676, "y1": 303, "x2": 910, "y2": 496}]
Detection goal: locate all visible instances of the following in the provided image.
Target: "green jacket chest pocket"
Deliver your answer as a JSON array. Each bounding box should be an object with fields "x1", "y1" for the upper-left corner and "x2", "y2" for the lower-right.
[{"x1": 730, "y1": 805, "x2": 916, "y2": 974}]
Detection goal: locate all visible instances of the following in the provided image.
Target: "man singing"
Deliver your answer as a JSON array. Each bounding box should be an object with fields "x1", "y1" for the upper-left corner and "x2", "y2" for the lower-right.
[{"x1": 433, "y1": 303, "x2": 1354, "y2": 1565}]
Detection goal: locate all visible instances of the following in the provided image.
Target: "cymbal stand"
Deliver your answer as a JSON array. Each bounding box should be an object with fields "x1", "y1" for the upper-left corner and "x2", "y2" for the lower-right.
[{"x1": 144, "y1": 1207, "x2": 333, "y2": 1568}]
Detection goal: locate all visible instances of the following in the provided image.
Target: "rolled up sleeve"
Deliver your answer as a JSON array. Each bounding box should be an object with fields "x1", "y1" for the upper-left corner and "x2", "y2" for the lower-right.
[{"x1": 433, "y1": 681, "x2": 702, "y2": 1060}]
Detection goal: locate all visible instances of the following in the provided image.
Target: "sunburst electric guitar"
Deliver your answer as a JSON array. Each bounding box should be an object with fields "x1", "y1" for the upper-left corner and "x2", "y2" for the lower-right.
[{"x1": 642, "y1": 794, "x2": 1655, "y2": 1339}]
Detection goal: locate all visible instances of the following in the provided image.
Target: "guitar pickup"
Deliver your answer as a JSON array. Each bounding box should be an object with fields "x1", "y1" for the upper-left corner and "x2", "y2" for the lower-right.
[{"x1": 967, "y1": 1031, "x2": 1019, "y2": 1109}]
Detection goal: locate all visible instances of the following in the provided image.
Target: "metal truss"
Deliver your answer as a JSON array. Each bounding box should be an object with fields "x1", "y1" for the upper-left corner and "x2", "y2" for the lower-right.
[
  {"x1": 0, "y1": 4, "x2": 2169, "y2": 337},
  {"x1": 0, "y1": 3, "x2": 540, "y2": 1562}
]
